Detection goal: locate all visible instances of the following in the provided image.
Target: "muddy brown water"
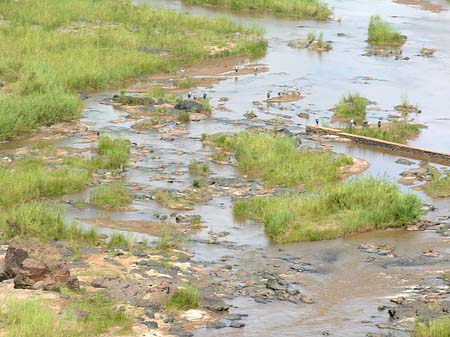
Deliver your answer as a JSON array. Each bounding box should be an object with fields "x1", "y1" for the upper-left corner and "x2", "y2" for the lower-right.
[{"x1": 3, "y1": 0, "x2": 450, "y2": 336}]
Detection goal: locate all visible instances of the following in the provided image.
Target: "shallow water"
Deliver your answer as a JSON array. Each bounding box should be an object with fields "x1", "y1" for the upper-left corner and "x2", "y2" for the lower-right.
[{"x1": 6, "y1": 0, "x2": 450, "y2": 335}]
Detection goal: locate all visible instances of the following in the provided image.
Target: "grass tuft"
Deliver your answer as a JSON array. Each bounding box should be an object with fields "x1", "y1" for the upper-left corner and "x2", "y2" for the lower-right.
[
  {"x1": 165, "y1": 285, "x2": 199, "y2": 310},
  {"x1": 332, "y1": 93, "x2": 369, "y2": 120},
  {"x1": 414, "y1": 316, "x2": 450, "y2": 337},
  {"x1": 90, "y1": 181, "x2": 132, "y2": 209},
  {"x1": 344, "y1": 123, "x2": 420, "y2": 144},
  {"x1": 98, "y1": 134, "x2": 131, "y2": 170},
  {"x1": 107, "y1": 233, "x2": 132, "y2": 249},
  {"x1": 368, "y1": 15, "x2": 405, "y2": 46},
  {"x1": 424, "y1": 171, "x2": 450, "y2": 198}
]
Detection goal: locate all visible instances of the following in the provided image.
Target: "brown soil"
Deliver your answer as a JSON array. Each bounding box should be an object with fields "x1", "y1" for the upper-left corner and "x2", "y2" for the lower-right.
[
  {"x1": 76, "y1": 218, "x2": 188, "y2": 236},
  {"x1": 340, "y1": 157, "x2": 370, "y2": 179},
  {"x1": 393, "y1": 0, "x2": 443, "y2": 12},
  {"x1": 265, "y1": 91, "x2": 303, "y2": 103}
]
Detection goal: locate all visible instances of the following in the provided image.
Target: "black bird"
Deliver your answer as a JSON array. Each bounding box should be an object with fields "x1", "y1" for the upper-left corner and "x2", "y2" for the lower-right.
[
  {"x1": 193, "y1": 95, "x2": 197, "y2": 100},
  {"x1": 234, "y1": 65, "x2": 239, "y2": 73},
  {"x1": 187, "y1": 91, "x2": 192, "y2": 99},
  {"x1": 278, "y1": 92, "x2": 282, "y2": 97},
  {"x1": 203, "y1": 92, "x2": 207, "y2": 99},
  {"x1": 377, "y1": 120, "x2": 382, "y2": 128},
  {"x1": 350, "y1": 119, "x2": 356, "y2": 127},
  {"x1": 266, "y1": 91, "x2": 271, "y2": 99},
  {"x1": 315, "y1": 118, "x2": 319, "y2": 126},
  {"x1": 362, "y1": 121, "x2": 370, "y2": 127}
]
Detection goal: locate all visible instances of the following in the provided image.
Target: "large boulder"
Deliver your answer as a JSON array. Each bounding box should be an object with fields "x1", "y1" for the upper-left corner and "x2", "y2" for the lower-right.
[
  {"x1": 4, "y1": 243, "x2": 79, "y2": 291},
  {"x1": 175, "y1": 100, "x2": 203, "y2": 113}
]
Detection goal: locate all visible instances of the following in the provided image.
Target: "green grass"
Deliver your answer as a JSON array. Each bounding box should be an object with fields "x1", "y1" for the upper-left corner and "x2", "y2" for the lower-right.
[
  {"x1": 424, "y1": 171, "x2": 450, "y2": 198},
  {"x1": 208, "y1": 131, "x2": 352, "y2": 188},
  {"x1": 107, "y1": 233, "x2": 132, "y2": 249},
  {"x1": 415, "y1": 316, "x2": 450, "y2": 337},
  {"x1": 332, "y1": 93, "x2": 369, "y2": 120},
  {"x1": 0, "y1": 202, "x2": 99, "y2": 244},
  {"x1": 173, "y1": 77, "x2": 197, "y2": 89},
  {"x1": 154, "y1": 190, "x2": 195, "y2": 210},
  {"x1": 177, "y1": 111, "x2": 191, "y2": 123},
  {"x1": 165, "y1": 285, "x2": 199, "y2": 310},
  {"x1": 344, "y1": 123, "x2": 420, "y2": 144},
  {"x1": 2, "y1": 295, "x2": 131, "y2": 337},
  {"x1": 368, "y1": 15, "x2": 405, "y2": 46},
  {"x1": 183, "y1": 0, "x2": 332, "y2": 20},
  {"x1": 189, "y1": 159, "x2": 210, "y2": 176},
  {"x1": 90, "y1": 181, "x2": 132, "y2": 209},
  {"x1": 233, "y1": 177, "x2": 422, "y2": 242},
  {"x1": 0, "y1": 0, "x2": 266, "y2": 141},
  {"x1": 98, "y1": 134, "x2": 131, "y2": 170}
]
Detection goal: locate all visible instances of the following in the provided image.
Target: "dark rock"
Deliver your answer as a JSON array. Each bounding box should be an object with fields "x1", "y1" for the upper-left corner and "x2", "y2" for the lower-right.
[
  {"x1": 175, "y1": 100, "x2": 203, "y2": 113},
  {"x1": 4, "y1": 243, "x2": 79, "y2": 291},
  {"x1": 206, "y1": 320, "x2": 227, "y2": 329},
  {"x1": 223, "y1": 314, "x2": 242, "y2": 321},
  {"x1": 229, "y1": 321, "x2": 245, "y2": 328},
  {"x1": 395, "y1": 158, "x2": 414, "y2": 166},
  {"x1": 165, "y1": 315, "x2": 175, "y2": 323},
  {"x1": 143, "y1": 320, "x2": 159, "y2": 329},
  {"x1": 112, "y1": 94, "x2": 155, "y2": 106}
]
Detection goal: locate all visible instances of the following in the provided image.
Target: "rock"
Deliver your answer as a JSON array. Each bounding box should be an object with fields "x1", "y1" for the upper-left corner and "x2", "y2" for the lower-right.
[
  {"x1": 244, "y1": 111, "x2": 257, "y2": 119},
  {"x1": 337, "y1": 33, "x2": 347, "y2": 37},
  {"x1": 229, "y1": 322, "x2": 245, "y2": 328},
  {"x1": 288, "y1": 38, "x2": 309, "y2": 49},
  {"x1": 390, "y1": 296, "x2": 405, "y2": 305},
  {"x1": 421, "y1": 204, "x2": 436, "y2": 212},
  {"x1": 137, "y1": 47, "x2": 170, "y2": 56},
  {"x1": 420, "y1": 48, "x2": 435, "y2": 57},
  {"x1": 223, "y1": 314, "x2": 242, "y2": 321},
  {"x1": 4, "y1": 243, "x2": 79, "y2": 291},
  {"x1": 395, "y1": 158, "x2": 414, "y2": 166},
  {"x1": 297, "y1": 112, "x2": 310, "y2": 119},
  {"x1": 143, "y1": 320, "x2": 158, "y2": 329},
  {"x1": 206, "y1": 320, "x2": 227, "y2": 329},
  {"x1": 175, "y1": 100, "x2": 203, "y2": 113}
]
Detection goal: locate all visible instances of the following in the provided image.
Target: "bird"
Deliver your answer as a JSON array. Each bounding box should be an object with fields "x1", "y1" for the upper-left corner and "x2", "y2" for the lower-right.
[
  {"x1": 203, "y1": 92, "x2": 207, "y2": 99},
  {"x1": 187, "y1": 91, "x2": 192, "y2": 99},
  {"x1": 315, "y1": 118, "x2": 319, "y2": 126},
  {"x1": 234, "y1": 65, "x2": 239, "y2": 73},
  {"x1": 278, "y1": 92, "x2": 282, "y2": 97},
  {"x1": 254, "y1": 66, "x2": 258, "y2": 74},
  {"x1": 266, "y1": 91, "x2": 271, "y2": 99},
  {"x1": 362, "y1": 121, "x2": 369, "y2": 127},
  {"x1": 350, "y1": 119, "x2": 356, "y2": 127},
  {"x1": 193, "y1": 95, "x2": 197, "y2": 100},
  {"x1": 377, "y1": 120, "x2": 382, "y2": 128}
]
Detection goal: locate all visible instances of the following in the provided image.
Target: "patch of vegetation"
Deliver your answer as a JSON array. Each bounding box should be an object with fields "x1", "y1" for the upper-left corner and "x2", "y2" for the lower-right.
[
  {"x1": 107, "y1": 233, "x2": 132, "y2": 249},
  {"x1": 183, "y1": 0, "x2": 331, "y2": 20},
  {"x1": 200, "y1": 99, "x2": 213, "y2": 115},
  {"x1": 156, "y1": 228, "x2": 183, "y2": 250},
  {"x1": 90, "y1": 181, "x2": 132, "y2": 209},
  {"x1": 208, "y1": 132, "x2": 352, "y2": 188},
  {"x1": 154, "y1": 190, "x2": 195, "y2": 210},
  {"x1": 368, "y1": 15, "x2": 405, "y2": 46},
  {"x1": 306, "y1": 31, "x2": 332, "y2": 51},
  {"x1": 234, "y1": 177, "x2": 422, "y2": 242},
  {"x1": 344, "y1": 123, "x2": 420, "y2": 144},
  {"x1": 133, "y1": 116, "x2": 161, "y2": 129},
  {"x1": 173, "y1": 77, "x2": 197, "y2": 89},
  {"x1": 414, "y1": 316, "x2": 450, "y2": 337},
  {"x1": 0, "y1": 0, "x2": 266, "y2": 140},
  {"x1": 0, "y1": 201, "x2": 99, "y2": 244},
  {"x1": 98, "y1": 134, "x2": 131, "y2": 170},
  {"x1": 424, "y1": 171, "x2": 450, "y2": 198},
  {"x1": 165, "y1": 285, "x2": 199, "y2": 310},
  {"x1": 177, "y1": 111, "x2": 191, "y2": 123},
  {"x1": 147, "y1": 87, "x2": 176, "y2": 103},
  {"x1": 189, "y1": 159, "x2": 210, "y2": 176},
  {"x1": 332, "y1": 93, "x2": 369, "y2": 120}
]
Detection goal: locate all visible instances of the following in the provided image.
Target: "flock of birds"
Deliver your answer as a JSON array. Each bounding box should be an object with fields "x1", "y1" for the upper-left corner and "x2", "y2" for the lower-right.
[{"x1": 185, "y1": 65, "x2": 384, "y2": 129}]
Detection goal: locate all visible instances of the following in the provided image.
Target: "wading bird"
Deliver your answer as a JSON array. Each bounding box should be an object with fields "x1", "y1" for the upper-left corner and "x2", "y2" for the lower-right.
[
  {"x1": 188, "y1": 92, "x2": 192, "y2": 99},
  {"x1": 267, "y1": 91, "x2": 271, "y2": 99},
  {"x1": 203, "y1": 92, "x2": 207, "y2": 99},
  {"x1": 315, "y1": 118, "x2": 319, "y2": 126},
  {"x1": 377, "y1": 120, "x2": 382, "y2": 128},
  {"x1": 234, "y1": 66, "x2": 239, "y2": 73}
]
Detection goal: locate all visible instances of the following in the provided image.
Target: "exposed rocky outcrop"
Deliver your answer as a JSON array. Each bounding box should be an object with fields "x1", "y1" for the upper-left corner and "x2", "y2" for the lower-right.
[{"x1": 3, "y1": 243, "x2": 79, "y2": 291}]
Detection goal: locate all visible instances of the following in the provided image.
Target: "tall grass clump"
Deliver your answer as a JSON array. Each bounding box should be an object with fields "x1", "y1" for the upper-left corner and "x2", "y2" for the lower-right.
[
  {"x1": 332, "y1": 93, "x2": 369, "y2": 120},
  {"x1": 90, "y1": 181, "x2": 132, "y2": 209},
  {"x1": 0, "y1": 202, "x2": 99, "y2": 244},
  {"x1": 344, "y1": 123, "x2": 420, "y2": 144},
  {"x1": 414, "y1": 316, "x2": 450, "y2": 337},
  {"x1": 98, "y1": 134, "x2": 131, "y2": 170},
  {"x1": 368, "y1": 15, "x2": 405, "y2": 46},
  {"x1": 233, "y1": 177, "x2": 422, "y2": 242},
  {"x1": 424, "y1": 171, "x2": 450, "y2": 198},
  {"x1": 209, "y1": 132, "x2": 352, "y2": 188},
  {"x1": 0, "y1": 0, "x2": 266, "y2": 141},
  {"x1": 165, "y1": 285, "x2": 199, "y2": 310},
  {"x1": 183, "y1": 0, "x2": 332, "y2": 20},
  {"x1": 107, "y1": 233, "x2": 132, "y2": 249}
]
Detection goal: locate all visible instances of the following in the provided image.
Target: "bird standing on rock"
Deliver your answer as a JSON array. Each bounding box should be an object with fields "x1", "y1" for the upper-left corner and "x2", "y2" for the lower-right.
[
  {"x1": 315, "y1": 118, "x2": 319, "y2": 126},
  {"x1": 193, "y1": 95, "x2": 197, "y2": 100},
  {"x1": 278, "y1": 92, "x2": 282, "y2": 97},
  {"x1": 254, "y1": 66, "x2": 258, "y2": 74},
  {"x1": 234, "y1": 66, "x2": 239, "y2": 73},
  {"x1": 377, "y1": 120, "x2": 382, "y2": 128},
  {"x1": 188, "y1": 92, "x2": 192, "y2": 99},
  {"x1": 203, "y1": 92, "x2": 207, "y2": 99},
  {"x1": 267, "y1": 91, "x2": 271, "y2": 99}
]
